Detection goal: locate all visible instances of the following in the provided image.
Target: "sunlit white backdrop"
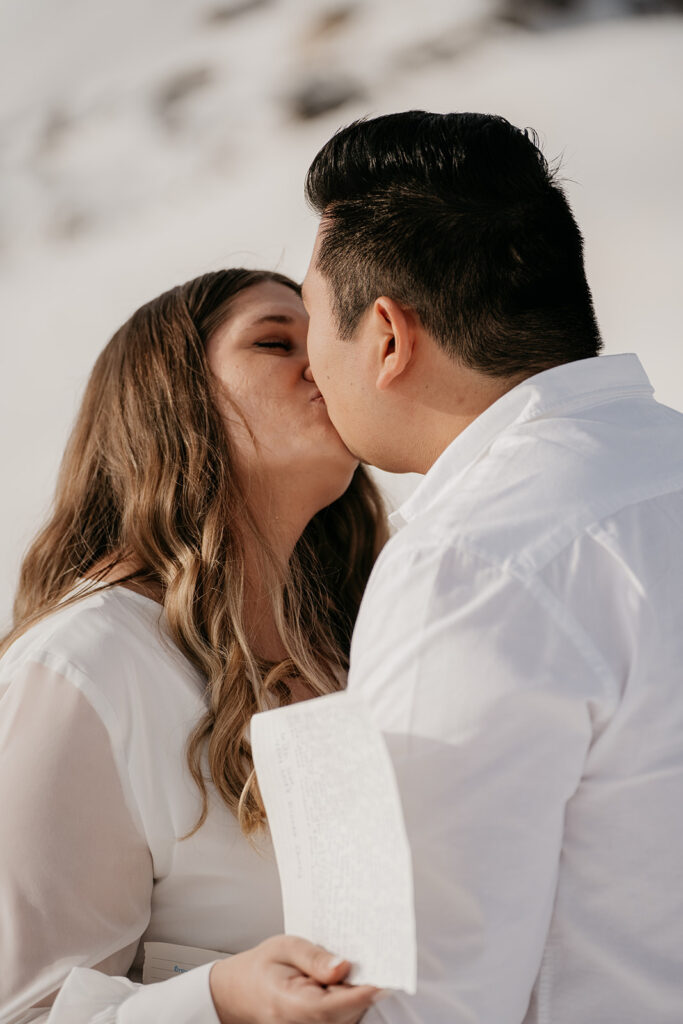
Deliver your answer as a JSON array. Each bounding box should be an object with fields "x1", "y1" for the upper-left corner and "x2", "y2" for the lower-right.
[{"x1": 1, "y1": 0, "x2": 681, "y2": 627}]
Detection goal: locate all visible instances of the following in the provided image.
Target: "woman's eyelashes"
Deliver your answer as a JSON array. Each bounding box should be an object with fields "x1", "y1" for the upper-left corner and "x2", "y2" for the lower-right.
[{"x1": 254, "y1": 339, "x2": 293, "y2": 352}]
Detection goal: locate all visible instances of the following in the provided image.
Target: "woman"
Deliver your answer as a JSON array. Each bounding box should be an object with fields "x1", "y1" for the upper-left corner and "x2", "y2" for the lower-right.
[{"x1": 0, "y1": 269, "x2": 389, "y2": 1023}]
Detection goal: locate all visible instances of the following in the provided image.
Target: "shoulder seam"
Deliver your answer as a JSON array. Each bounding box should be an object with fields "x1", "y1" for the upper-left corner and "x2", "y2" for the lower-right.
[{"x1": 383, "y1": 532, "x2": 620, "y2": 709}]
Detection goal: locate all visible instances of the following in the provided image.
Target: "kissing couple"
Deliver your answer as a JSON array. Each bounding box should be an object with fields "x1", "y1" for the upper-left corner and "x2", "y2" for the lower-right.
[{"x1": 2, "y1": 111, "x2": 683, "y2": 1024}]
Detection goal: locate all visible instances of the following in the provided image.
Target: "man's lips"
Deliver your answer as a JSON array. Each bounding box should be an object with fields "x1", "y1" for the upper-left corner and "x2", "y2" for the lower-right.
[{"x1": 310, "y1": 389, "x2": 325, "y2": 404}]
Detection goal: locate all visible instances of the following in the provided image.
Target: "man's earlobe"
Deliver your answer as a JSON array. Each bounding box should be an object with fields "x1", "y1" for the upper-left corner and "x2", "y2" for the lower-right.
[
  {"x1": 375, "y1": 298, "x2": 414, "y2": 392},
  {"x1": 376, "y1": 336, "x2": 397, "y2": 392}
]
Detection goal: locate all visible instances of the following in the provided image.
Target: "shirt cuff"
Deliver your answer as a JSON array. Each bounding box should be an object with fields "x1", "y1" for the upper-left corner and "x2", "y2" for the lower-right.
[{"x1": 118, "y1": 961, "x2": 221, "y2": 1024}]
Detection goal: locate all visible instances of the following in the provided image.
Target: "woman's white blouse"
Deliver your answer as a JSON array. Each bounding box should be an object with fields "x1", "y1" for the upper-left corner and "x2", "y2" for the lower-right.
[{"x1": 0, "y1": 587, "x2": 284, "y2": 1024}]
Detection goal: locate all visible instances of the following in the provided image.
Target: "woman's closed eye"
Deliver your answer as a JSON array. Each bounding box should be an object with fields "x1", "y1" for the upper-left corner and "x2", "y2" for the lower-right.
[{"x1": 254, "y1": 339, "x2": 292, "y2": 352}]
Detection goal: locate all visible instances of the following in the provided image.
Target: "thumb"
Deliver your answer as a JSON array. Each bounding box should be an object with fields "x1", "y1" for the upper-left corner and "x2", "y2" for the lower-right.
[{"x1": 275, "y1": 935, "x2": 351, "y2": 984}]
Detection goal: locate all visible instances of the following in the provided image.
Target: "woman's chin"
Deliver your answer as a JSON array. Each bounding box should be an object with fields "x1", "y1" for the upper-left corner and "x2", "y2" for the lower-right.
[
  {"x1": 312, "y1": 458, "x2": 360, "y2": 511},
  {"x1": 317, "y1": 414, "x2": 359, "y2": 463},
  {"x1": 333, "y1": 444, "x2": 361, "y2": 481}
]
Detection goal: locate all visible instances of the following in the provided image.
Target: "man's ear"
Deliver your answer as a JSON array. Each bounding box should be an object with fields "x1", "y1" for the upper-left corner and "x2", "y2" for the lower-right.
[{"x1": 372, "y1": 297, "x2": 416, "y2": 392}]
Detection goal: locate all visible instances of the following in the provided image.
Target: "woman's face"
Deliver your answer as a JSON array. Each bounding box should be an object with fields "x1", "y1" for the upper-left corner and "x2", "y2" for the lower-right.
[{"x1": 206, "y1": 280, "x2": 358, "y2": 511}]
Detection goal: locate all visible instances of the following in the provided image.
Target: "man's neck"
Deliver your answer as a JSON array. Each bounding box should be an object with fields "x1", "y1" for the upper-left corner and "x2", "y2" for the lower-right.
[{"x1": 408, "y1": 368, "x2": 524, "y2": 475}]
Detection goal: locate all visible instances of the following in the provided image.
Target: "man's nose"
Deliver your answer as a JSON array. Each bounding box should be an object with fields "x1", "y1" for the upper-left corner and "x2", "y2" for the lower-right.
[{"x1": 303, "y1": 363, "x2": 316, "y2": 384}]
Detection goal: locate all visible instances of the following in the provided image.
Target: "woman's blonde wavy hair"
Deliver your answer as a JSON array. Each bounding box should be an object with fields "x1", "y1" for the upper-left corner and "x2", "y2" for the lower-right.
[{"x1": 0, "y1": 269, "x2": 388, "y2": 836}]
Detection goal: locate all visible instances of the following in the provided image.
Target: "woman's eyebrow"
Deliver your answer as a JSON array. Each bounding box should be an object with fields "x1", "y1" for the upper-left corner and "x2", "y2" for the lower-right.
[{"x1": 249, "y1": 314, "x2": 296, "y2": 327}]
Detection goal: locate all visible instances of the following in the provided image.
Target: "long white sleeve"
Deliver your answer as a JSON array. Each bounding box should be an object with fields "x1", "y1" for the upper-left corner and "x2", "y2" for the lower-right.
[
  {"x1": 48, "y1": 960, "x2": 218, "y2": 1024},
  {"x1": 0, "y1": 659, "x2": 219, "y2": 1024}
]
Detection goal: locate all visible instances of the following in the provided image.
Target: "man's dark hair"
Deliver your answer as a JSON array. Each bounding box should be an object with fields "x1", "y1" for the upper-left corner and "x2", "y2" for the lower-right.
[{"x1": 305, "y1": 111, "x2": 602, "y2": 377}]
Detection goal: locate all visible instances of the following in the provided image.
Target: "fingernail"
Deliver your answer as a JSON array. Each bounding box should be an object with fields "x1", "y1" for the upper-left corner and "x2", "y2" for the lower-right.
[
  {"x1": 328, "y1": 955, "x2": 345, "y2": 969},
  {"x1": 371, "y1": 989, "x2": 390, "y2": 1003}
]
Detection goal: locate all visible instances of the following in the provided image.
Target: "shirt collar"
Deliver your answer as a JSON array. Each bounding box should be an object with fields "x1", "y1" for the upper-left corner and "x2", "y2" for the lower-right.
[{"x1": 391, "y1": 353, "x2": 654, "y2": 528}]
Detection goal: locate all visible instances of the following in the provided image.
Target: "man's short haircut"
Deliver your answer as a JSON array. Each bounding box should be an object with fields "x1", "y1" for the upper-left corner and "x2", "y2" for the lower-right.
[{"x1": 305, "y1": 111, "x2": 602, "y2": 378}]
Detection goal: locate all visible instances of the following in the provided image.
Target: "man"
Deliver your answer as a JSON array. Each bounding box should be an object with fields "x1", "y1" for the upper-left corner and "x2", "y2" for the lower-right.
[{"x1": 301, "y1": 111, "x2": 683, "y2": 1023}]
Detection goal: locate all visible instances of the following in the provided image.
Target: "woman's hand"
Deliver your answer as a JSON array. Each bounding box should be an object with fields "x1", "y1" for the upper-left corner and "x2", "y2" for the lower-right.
[{"x1": 209, "y1": 934, "x2": 381, "y2": 1024}]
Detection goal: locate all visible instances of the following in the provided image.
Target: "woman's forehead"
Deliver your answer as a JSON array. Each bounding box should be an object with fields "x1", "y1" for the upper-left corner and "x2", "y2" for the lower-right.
[
  {"x1": 208, "y1": 282, "x2": 307, "y2": 355},
  {"x1": 229, "y1": 283, "x2": 306, "y2": 330}
]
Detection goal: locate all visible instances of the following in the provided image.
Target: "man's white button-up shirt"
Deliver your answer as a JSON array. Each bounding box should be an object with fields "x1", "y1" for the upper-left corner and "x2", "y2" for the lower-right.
[{"x1": 352, "y1": 354, "x2": 683, "y2": 1024}]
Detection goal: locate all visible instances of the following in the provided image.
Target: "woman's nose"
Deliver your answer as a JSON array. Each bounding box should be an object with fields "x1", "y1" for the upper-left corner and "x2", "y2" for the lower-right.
[{"x1": 303, "y1": 363, "x2": 316, "y2": 384}]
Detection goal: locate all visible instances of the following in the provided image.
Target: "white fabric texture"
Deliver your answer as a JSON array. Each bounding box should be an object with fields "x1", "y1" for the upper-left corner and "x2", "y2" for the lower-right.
[
  {"x1": 354, "y1": 354, "x2": 683, "y2": 1024},
  {"x1": 0, "y1": 588, "x2": 284, "y2": 1024}
]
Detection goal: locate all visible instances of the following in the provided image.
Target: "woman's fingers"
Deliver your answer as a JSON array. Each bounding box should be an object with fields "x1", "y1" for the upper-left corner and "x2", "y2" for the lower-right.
[
  {"x1": 282, "y1": 979, "x2": 381, "y2": 1023},
  {"x1": 268, "y1": 934, "x2": 351, "y2": 984},
  {"x1": 210, "y1": 940, "x2": 381, "y2": 1024},
  {"x1": 253, "y1": 935, "x2": 383, "y2": 1022}
]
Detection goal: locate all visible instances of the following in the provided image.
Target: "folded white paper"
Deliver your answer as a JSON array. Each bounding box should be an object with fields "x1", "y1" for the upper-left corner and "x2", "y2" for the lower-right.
[
  {"x1": 142, "y1": 941, "x2": 227, "y2": 983},
  {"x1": 251, "y1": 690, "x2": 417, "y2": 993}
]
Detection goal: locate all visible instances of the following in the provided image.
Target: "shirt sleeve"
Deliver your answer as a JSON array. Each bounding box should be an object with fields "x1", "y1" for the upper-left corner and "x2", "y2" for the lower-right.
[
  {"x1": 0, "y1": 659, "x2": 220, "y2": 1024},
  {"x1": 349, "y1": 540, "x2": 608, "y2": 1024}
]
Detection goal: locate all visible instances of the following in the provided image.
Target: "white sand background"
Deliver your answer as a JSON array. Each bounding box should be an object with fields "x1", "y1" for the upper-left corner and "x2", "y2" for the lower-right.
[{"x1": 1, "y1": 0, "x2": 681, "y2": 628}]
